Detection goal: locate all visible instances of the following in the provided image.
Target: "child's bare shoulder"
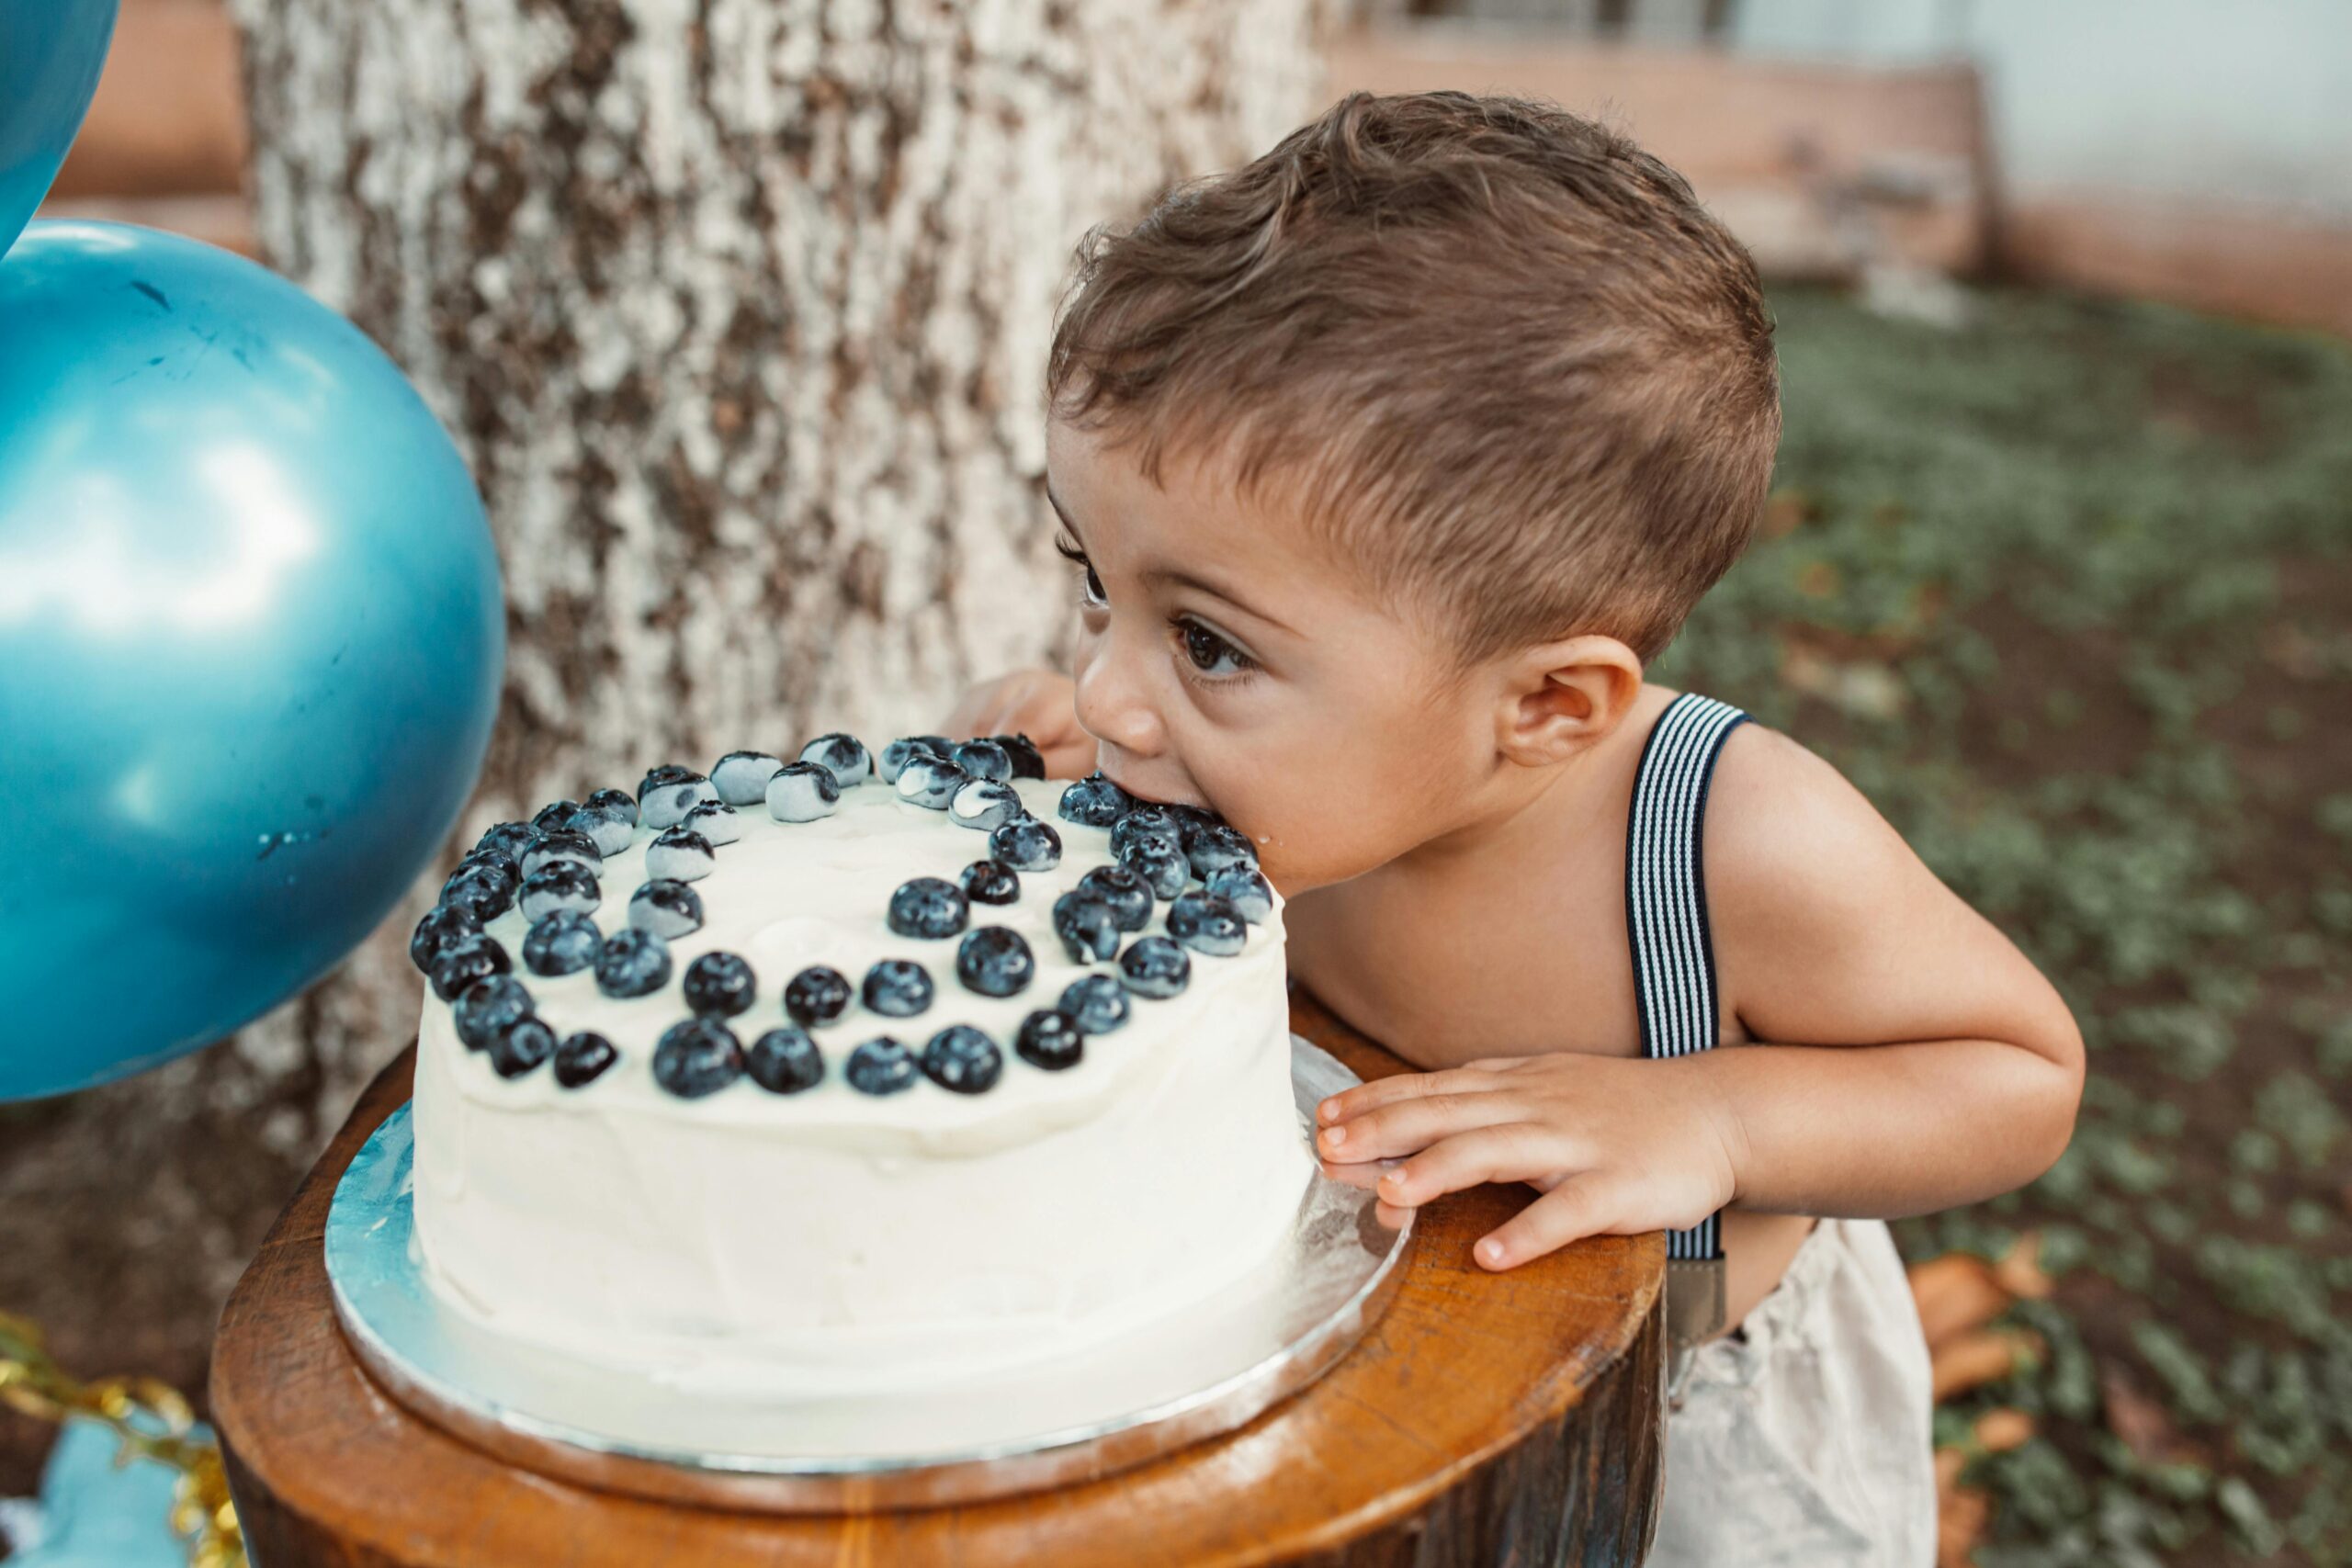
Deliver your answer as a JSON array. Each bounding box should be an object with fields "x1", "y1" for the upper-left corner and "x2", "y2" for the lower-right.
[
  {"x1": 1704, "y1": 721, "x2": 1923, "y2": 907},
  {"x1": 1697, "y1": 720, "x2": 1964, "y2": 1034}
]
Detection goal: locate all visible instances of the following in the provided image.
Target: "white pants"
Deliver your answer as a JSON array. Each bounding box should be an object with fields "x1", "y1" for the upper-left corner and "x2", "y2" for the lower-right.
[{"x1": 1648, "y1": 1217, "x2": 1937, "y2": 1566}]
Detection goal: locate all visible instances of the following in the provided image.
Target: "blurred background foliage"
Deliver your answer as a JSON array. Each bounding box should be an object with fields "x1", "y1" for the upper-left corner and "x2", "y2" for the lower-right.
[{"x1": 1658, "y1": 286, "x2": 2352, "y2": 1567}]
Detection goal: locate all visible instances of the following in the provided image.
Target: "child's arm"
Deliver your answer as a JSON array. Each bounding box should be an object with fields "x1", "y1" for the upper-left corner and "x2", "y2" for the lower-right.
[{"x1": 1316, "y1": 724, "x2": 2086, "y2": 1271}]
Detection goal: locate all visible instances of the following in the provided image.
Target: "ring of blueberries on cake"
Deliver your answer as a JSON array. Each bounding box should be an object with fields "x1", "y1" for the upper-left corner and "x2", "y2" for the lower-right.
[{"x1": 408, "y1": 733, "x2": 1280, "y2": 1102}]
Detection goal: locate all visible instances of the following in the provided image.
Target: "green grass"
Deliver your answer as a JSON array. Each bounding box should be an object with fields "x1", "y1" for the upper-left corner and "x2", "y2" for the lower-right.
[{"x1": 1652, "y1": 287, "x2": 2352, "y2": 1567}]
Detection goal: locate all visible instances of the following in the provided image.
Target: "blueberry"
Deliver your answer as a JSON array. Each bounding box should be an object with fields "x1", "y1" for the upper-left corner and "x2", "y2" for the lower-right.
[
  {"x1": 989, "y1": 817, "x2": 1062, "y2": 872},
  {"x1": 711, "y1": 750, "x2": 785, "y2": 807},
  {"x1": 532, "y1": 799, "x2": 581, "y2": 834},
  {"x1": 922, "y1": 1024, "x2": 1003, "y2": 1094},
  {"x1": 1206, "y1": 865, "x2": 1274, "y2": 923},
  {"x1": 886, "y1": 876, "x2": 967, "y2": 940},
  {"x1": 455, "y1": 847, "x2": 521, "y2": 887},
  {"x1": 642, "y1": 773, "x2": 718, "y2": 830},
  {"x1": 629, "y1": 878, "x2": 704, "y2": 938},
  {"x1": 1058, "y1": 974, "x2": 1130, "y2": 1035},
  {"x1": 766, "y1": 761, "x2": 841, "y2": 823},
  {"x1": 1166, "y1": 804, "x2": 1225, "y2": 852},
  {"x1": 645, "y1": 826, "x2": 716, "y2": 883},
  {"x1": 440, "y1": 861, "x2": 514, "y2": 923},
  {"x1": 553, "y1": 1031, "x2": 618, "y2": 1088},
  {"x1": 1110, "y1": 807, "x2": 1182, "y2": 861},
  {"x1": 653, "y1": 1018, "x2": 744, "y2": 1099},
  {"x1": 960, "y1": 859, "x2": 1020, "y2": 906},
  {"x1": 583, "y1": 786, "x2": 639, "y2": 829},
  {"x1": 990, "y1": 734, "x2": 1047, "y2": 781},
  {"x1": 683, "y1": 798, "x2": 742, "y2": 845},
  {"x1": 411, "y1": 905, "x2": 481, "y2": 974},
  {"x1": 748, "y1": 1027, "x2": 825, "y2": 1093},
  {"x1": 521, "y1": 828, "x2": 600, "y2": 878},
  {"x1": 1050, "y1": 892, "x2": 1121, "y2": 964},
  {"x1": 1168, "y1": 890, "x2": 1247, "y2": 956},
  {"x1": 454, "y1": 974, "x2": 534, "y2": 1051},
  {"x1": 1119, "y1": 935, "x2": 1191, "y2": 998},
  {"x1": 1014, "y1": 1010, "x2": 1084, "y2": 1071},
  {"x1": 1187, "y1": 824, "x2": 1258, "y2": 881},
  {"x1": 564, "y1": 797, "x2": 636, "y2": 857},
  {"x1": 950, "y1": 778, "x2": 1023, "y2": 831},
  {"x1": 473, "y1": 820, "x2": 539, "y2": 861},
  {"x1": 429, "y1": 934, "x2": 512, "y2": 1002},
  {"x1": 956, "y1": 926, "x2": 1035, "y2": 998},
  {"x1": 894, "y1": 754, "x2": 968, "y2": 810},
  {"x1": 522, "y1": 909, "x2": 602, "y2": 976},
  {"x1": 1057, "y1": 772, "x2": 1132, "y2": 829},
  {"x1": 576, "y1": 784, "x2": 635, "y2": 831},
  {"x1": 454, "y1": 853, "x2": 516, "y2": 892},
  {"x1": 520, "y1": 862, "x2": 600, "y2": 923},
  {"x1": 1120, "y1": 841, "x2": 1189, "y2": 900},
  {"x1": 594, "y1": 927, "x2": 673, "y2": 998},
  {"x1": 877, "y1": 736, "x2": 949, "y2": 784},
  {"x1": 798, "y1": 732, "x2": 873, "y2": 789},
  {"x1": 845, "y1": 1036, "x2": 919, "y2": 1096},
  {"x1": 861, "y1": 960, "x2": 933, "y2": 1018},
  {"x1": 638, "y1": 763, "x2": 696, "y2": 802},
  {"x1": 951, "y1": 739, "x2": 1012, "y2": 783},
  {"x1": 1077, "y1": 864, "x2": 1154, "y2": 932},
  {"x1": 491, "y1": 1016, "x2": 557, "y2": 1077},
  {"x1": 681, "y1": 951, "x2": 756, "y2": 1017},
  {"x1": 784, "y1": 964, "x2": 853, "y2": 1027}
]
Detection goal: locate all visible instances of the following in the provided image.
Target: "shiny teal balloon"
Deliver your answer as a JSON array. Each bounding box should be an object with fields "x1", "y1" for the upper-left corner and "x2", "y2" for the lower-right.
[
  {"x1": 0, "y1": 222, "x2": 505, "y2": 1099},
  {"x1": 0, "y1": 0, "x2": 119, "y2": 259}
]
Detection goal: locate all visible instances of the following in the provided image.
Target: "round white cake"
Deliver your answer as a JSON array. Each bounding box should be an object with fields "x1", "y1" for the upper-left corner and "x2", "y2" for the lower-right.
[{"x1": 407, "y1": 736, "x2": 1312, "y2": 1397}]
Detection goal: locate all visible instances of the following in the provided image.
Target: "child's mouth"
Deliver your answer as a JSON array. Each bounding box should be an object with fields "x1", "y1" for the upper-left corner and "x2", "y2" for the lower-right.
[{"x1": 1099, "y1": 769, "x2": 1206, "y2": 818}]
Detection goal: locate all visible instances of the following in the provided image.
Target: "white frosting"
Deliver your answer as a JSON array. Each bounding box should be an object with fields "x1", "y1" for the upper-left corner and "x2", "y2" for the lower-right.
[{"x1": 412, "y1": 777, "x2": 1313, "y2": 1394}]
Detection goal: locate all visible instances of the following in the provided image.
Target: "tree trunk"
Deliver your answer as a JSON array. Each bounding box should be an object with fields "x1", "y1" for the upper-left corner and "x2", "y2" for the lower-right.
[{"x1": 0, "y1": 0, "x2": 1335, "y2": 1490}]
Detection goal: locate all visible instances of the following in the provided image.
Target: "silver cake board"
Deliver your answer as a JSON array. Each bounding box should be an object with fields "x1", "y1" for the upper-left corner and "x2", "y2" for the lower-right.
[{"x1": 324, "y1": 1035, "x2": 1411, "y2": 1512}]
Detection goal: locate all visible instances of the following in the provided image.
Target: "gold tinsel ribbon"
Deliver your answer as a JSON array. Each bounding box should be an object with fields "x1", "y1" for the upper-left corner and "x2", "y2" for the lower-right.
[{"x1": 0, "y1": 1312, "x2": 246, "y2": 1568}]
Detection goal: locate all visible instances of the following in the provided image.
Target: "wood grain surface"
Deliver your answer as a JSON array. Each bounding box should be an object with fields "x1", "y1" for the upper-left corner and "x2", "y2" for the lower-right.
[{"x1": 212, "y1": 989, "x2": 1665, "y2": 1566}]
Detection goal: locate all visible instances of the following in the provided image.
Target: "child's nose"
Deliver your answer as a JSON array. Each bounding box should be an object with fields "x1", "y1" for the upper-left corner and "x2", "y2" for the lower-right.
[{"x1": 1073, "y1": 643, "x2": 1168, "y2": 758}]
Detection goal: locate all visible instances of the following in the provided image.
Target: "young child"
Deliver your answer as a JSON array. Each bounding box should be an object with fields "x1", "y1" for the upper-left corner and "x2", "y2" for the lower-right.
[{"x1": 946, "y1": 89, "x2": 2082, "y2": 1564}]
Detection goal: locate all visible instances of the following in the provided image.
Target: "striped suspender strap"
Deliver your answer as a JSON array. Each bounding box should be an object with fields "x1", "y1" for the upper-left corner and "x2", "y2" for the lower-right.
[{"x1": 1624, "y1": 692, "x2": 1749, "y2": 1346}]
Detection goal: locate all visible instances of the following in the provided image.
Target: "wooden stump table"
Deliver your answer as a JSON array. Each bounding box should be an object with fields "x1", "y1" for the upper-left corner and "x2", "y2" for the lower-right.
[{"x1": 212, "y1": 990, "x2": 1666, "y2": 1566}]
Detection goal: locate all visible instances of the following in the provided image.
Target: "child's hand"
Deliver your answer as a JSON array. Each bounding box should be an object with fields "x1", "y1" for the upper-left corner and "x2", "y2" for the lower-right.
[
  {"x1": 939, "y1": 668, "x2": 1093, "y2": 778},
  {"x1": 1314, "y1": 1053, "x2": 1746, "y2": 1271}
]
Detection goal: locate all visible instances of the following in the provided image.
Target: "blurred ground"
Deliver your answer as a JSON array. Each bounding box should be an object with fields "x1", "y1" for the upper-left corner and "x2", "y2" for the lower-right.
[
  {"x1": 3, "y1": 285, "x2": 2348, "y2": 1564},
  {"x1": 1657, "y1": 288, "x2": 2352, "y2": 1565}
]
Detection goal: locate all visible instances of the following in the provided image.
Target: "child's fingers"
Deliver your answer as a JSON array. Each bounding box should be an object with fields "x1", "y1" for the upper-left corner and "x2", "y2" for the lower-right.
[
  {"x1": 1473, "y1": 1178, "x2": 1617, "y2": 1270},
  {"x1": 1314, "y1": 1067, "x2": 1500, "y2": 1127},
  {"x1": 939, "y1": 667, "x2": 1070, "y2": 739},
  {"x1": 1316, "y1": 1156, "x2": 1396, "y2": 1193},
  {"x1": 1314, "y1": 1089, "x2": 1521, "y2": 1163},
  {"x1": 1374, "y1": 1122, "x2": 1554, "y2": 1207},
  {"x1": 1039, "y1": 735, "x2": 1100, "y2": 780}
]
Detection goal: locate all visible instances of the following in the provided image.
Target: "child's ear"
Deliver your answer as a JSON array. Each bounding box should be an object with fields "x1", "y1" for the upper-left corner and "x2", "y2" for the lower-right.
[{"x1": 1493, "y1": 636, "x2": 1644, "y2": 766}]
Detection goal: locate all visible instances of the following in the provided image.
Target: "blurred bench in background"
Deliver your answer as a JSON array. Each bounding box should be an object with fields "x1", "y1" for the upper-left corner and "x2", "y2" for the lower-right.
[
  {"x1": 41, "y1": 0, "x2": 251, "y2": 255},
  {"x1": 40, "y1": 0, "x2": 2349, "y2": 339}
]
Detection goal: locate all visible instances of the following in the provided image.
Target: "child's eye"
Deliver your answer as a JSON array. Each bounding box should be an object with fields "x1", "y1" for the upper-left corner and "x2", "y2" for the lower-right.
[
  {"x1": 1054, "y1": 533, "x2": 1107, "y2": 607},
  {"x1": 1179, "y1": 619, "x2": 1254, "y2": 678}
]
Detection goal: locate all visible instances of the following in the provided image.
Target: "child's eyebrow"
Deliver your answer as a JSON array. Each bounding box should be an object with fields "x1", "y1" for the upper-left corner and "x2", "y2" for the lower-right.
[{"x1": 1046, "y1": 478, "x2": 1298, "y2": 640}]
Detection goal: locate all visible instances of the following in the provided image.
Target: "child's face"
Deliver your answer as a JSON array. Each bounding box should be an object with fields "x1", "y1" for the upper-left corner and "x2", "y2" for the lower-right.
[{"x1": 1046, "y1": 417, "x2": 1500, "y2": 894}]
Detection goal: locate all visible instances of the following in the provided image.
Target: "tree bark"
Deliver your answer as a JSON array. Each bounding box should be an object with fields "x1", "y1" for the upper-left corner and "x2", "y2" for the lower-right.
[{"x1": 0, "y1": 0, "x2": 1336, "y2": 1489}]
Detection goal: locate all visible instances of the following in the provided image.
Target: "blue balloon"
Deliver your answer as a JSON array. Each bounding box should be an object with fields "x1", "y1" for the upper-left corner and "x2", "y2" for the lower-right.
[
  {"x1": 0, "y1": 0, "x2": 119, "y2": 260},
  {"x1": 0, "y1": 222, "x2": 504, "y2": 1099}
]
